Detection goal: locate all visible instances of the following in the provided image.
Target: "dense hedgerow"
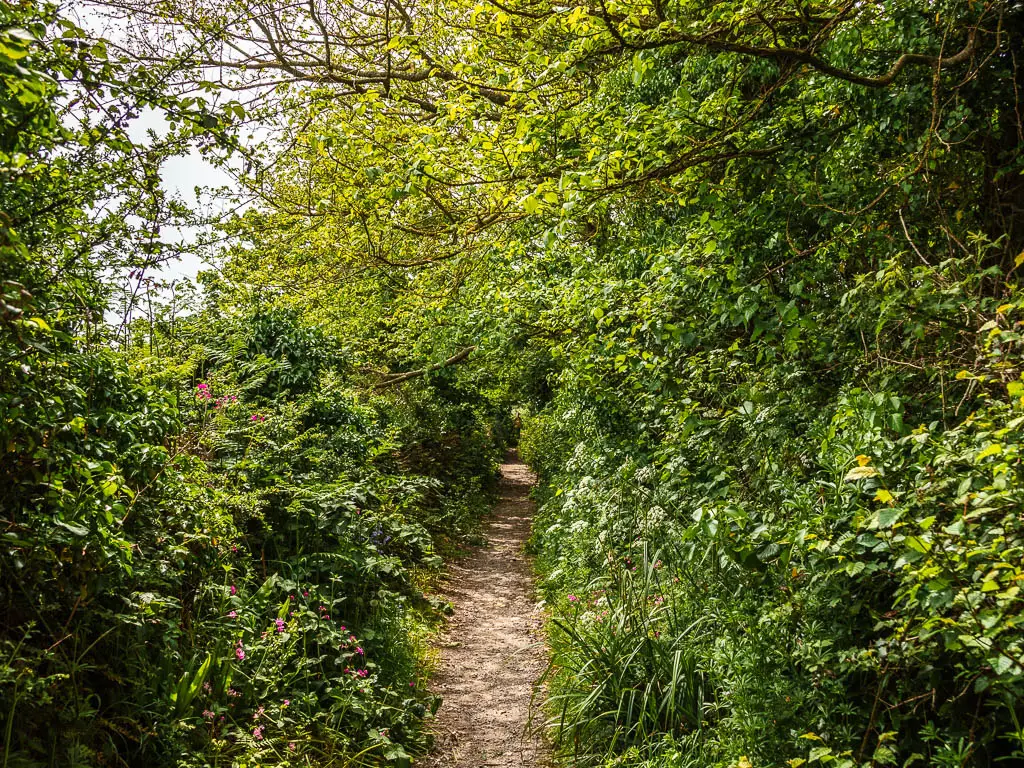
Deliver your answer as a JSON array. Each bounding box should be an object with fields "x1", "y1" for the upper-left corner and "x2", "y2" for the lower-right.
[
  {"x1": 0, "y1": 7, "x2": 504, "y2": 764},
  {"x1": 526, "y1": 362, "x2": 1024, "y2": 767},
  {"x1": 1, "y1": 297, "x2": 504, "y2": 766},
  {"x1": 6, "y1": 0, "x2": 1024, "y2": 766},
  {"x1": 494, "y1": 7, "x2": 1024, "y2": 765},
  {"x1": 521, "y1": 213, "x2": 1024, "y2": 768}
]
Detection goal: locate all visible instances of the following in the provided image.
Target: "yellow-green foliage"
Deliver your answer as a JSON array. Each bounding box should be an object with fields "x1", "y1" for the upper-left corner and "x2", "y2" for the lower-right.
[{"x1": 5, "y1": 0, "x2": 1024, "y2": 766}]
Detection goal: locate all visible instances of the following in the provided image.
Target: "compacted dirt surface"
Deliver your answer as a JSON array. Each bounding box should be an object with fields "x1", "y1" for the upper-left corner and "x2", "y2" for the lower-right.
[{"x1": 423, "y1": 451, "x2": 549, "y2": 768}]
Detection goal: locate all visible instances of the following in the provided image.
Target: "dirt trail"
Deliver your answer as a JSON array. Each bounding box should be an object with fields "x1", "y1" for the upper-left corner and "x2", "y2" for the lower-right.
[{"x1": 423, "y1": 451, "x2": 548, "y2": 768}]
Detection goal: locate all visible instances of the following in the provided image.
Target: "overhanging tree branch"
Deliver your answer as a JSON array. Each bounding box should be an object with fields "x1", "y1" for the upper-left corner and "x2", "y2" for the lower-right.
[
  {"x1": 589, "y1": 23, "x2": 981, "y2": 90},
  {"x1": 371, "y1": 345, "x2": 477, "y2": 388}
]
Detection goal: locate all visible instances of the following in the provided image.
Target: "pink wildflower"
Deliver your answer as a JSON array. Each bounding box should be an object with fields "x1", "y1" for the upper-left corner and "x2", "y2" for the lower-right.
[
  {"x1": 567, "y1": 594, "x2": 578, "y2": 602},
  {"x1": 252, "y1": 725, "x2": 263, "y2": 740},
  {"x1": 355, "y1": 646, "x2": 364, "y2": 655},
  {"x1": 228, "y1": 610, "x2": 237, "y2": 619},
  {"x1": 288, "y1": 742, "x2": 297, "y2": 751},
  {"x1": 275, "y1": 618, "x2": 286, "y2": 633},
  {"x1": 229, "y1": 585, "x2": 237, "y2": 596}
]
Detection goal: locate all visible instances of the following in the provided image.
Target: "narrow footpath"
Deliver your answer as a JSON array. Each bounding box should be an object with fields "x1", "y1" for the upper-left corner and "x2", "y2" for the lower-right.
[{"x1": 423, "y1": 451, "x2": 548, "y2": 768}]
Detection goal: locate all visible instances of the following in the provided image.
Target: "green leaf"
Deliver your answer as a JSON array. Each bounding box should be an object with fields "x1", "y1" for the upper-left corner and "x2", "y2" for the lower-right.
[
  {"x1": 906, "y1": 536, "x2": 932, "y2": 553},
  {"x1": 54, "y1": 519, "x2": 89, "y2": 537},
  {"x1": 875, "y1": 507, "x2": 902, "y2": 528},
  {"x1": 976, "y1": 443, "x2": 1002, "y2": 460},
  {"x1": 942, "y1": 519, "x2": 965, "y2": 536}
]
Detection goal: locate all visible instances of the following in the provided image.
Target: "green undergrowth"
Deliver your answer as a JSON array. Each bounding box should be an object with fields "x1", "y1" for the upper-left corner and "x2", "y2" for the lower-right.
[
  {"x1": 1, "y1": 302, "x2": 505, "y2": 767},
  {"x1": 7, "y1": 0, "x2": 1024, "y2": 766},
  {"x1": 523, "y1": 316, "x2": 1024, "y2": 768}
]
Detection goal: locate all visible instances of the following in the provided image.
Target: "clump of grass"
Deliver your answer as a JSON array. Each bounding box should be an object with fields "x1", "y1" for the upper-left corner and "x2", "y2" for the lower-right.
[{"x1": 542, "y1": 548, "x2": 717, "y2": 765}]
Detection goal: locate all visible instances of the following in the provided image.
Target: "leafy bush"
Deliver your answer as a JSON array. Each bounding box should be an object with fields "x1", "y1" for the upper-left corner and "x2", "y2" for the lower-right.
[
  {"x1": 0, "y1": 302, "x2": 504, "y2": 766},
  {"x1": 0, "y1": 7, "x2": 505, "y2": 763},
  {"x1": 527, "y1": 279, "x2": 1024, "y2": 767}
]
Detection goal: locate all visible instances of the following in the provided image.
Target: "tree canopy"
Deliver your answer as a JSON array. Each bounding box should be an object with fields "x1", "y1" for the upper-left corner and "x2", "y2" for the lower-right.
[{"x1": 3, "y1": 0, "x2": 1024, "y2": 765}]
